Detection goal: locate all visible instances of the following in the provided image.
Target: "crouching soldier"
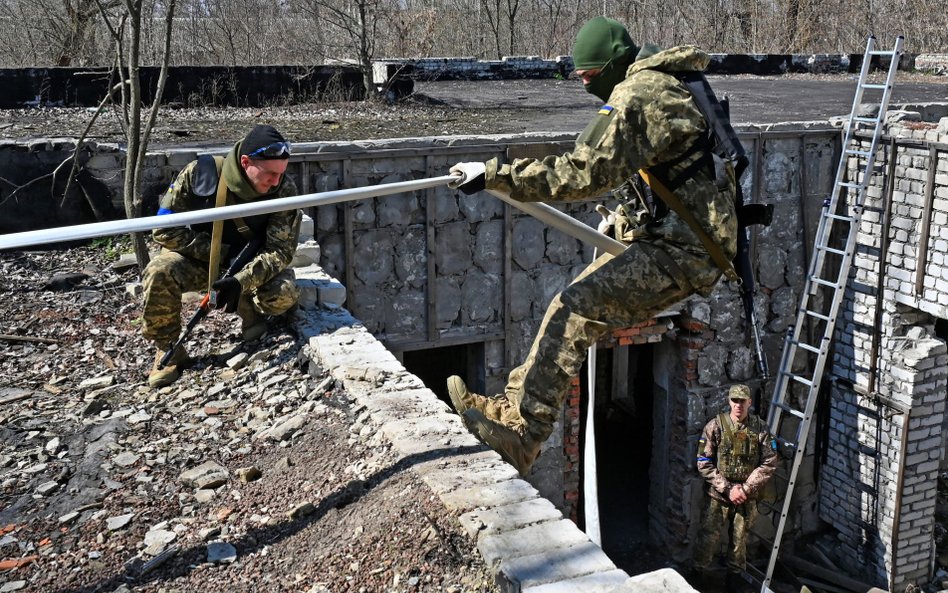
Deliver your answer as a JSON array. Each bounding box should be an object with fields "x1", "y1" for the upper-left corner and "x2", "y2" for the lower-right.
[{"x1": 142, "y1": 124, "x2": 301, "y2": 388}]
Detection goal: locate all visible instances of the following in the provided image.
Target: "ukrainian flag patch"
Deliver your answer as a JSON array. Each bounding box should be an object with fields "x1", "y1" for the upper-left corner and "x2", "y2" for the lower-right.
[{"x1": 598, "y1": 105, "x2": 614, "y2": 116}]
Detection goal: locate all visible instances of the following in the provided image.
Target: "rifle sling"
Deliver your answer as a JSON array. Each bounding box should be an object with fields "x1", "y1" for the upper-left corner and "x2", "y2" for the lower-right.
[
  {"x1": 206, "y1": 172, "x2": 228, "y2": 294},
  {"x1": 639, "y1": 168, "x2": 740, "y2": 284}
]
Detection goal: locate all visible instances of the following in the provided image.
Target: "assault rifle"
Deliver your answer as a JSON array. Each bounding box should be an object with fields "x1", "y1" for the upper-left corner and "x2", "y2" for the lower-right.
[{"x1": 157, "y1": 238, "x2": 262, "y2": 369}]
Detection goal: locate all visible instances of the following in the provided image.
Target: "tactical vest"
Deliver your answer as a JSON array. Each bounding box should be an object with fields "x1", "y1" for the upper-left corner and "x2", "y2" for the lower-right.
[{"x1": 716, "y1": 413, "x2": 763, "y2": 482}]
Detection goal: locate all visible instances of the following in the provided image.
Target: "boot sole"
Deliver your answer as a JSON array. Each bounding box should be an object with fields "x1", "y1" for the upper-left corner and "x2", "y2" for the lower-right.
[{"x1": 446, "y1": 375, "x2": 469, "y2": 414}]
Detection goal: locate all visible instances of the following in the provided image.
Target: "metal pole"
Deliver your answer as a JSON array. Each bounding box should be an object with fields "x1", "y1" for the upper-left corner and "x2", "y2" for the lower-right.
[
  {"x1": 486, "y1": 190, "x2": 626, "y2": 256},
  {"x1": 0, "y1": 176, "x2": 457, "y2": 251},
  {"x1": 2, "y1": 178, "x2": 629, "y2": 257}
]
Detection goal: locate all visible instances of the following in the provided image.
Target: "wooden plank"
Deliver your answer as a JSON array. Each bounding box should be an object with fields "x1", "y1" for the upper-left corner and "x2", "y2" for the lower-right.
[
  {"x1": 342, "y1": 159, "x2": 354, "y2": 309},
  {"x1": 0, "y1": 334, "x2": 57, "y2": 344},
  {"x1": 425, "y1": 155, "x2": 438, "y2": 343},
  {"x1": 503, "y1": 201, "x2": 514, "y2": 368},
  {"x1": 914, "y1": 145, "x2": 937, "y2": 295},
  {"x1": 0, "y1": 388, "x2": 33, "y2": 405}
]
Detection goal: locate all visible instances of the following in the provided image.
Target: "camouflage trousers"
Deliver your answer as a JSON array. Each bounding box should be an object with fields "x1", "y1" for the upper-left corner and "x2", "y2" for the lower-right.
[
  {"x1": 505, "y1": 240, "x2": 716, "y2": 442},
  {"x1": 141, "y1": 249, "x2": 299, "y2": 346},
  {"x1": 693, "y1": 497, "x2": 759, "y2": 573}
]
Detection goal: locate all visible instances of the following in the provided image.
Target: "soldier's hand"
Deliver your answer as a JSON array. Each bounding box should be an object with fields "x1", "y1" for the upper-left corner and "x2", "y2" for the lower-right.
[
  {"x1": 595, "y1": 205, "x2": 616, "y2": 235},
  {"x1": 449, "y1": 162, "x2": 486, "y2": 195},
  {"x1": 729, "y1": 484, "x2": 748, "y2": 504},
  {"x1": 212, "y1": 277, "x2": 242, "y2": 313}
]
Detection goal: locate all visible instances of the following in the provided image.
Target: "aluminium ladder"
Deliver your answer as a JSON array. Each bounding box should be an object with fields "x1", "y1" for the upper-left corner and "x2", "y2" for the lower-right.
[{"x1": 755, "y1": 35, "x2": 904, "y2": 593}]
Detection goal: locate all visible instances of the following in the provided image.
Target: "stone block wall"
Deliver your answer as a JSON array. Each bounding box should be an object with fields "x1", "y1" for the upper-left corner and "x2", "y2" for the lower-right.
[
  {"x1": 823, "y1": 115, "x2": 948, "y2": 589},
  {"x1": 0, "y1": 127, "x2": 840, "y2": 563}
]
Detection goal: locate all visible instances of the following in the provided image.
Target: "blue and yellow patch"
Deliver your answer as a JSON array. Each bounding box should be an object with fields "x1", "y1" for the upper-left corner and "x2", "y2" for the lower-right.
[{"x1": 598, "y1": 105, "x2": 614, "y2": 116}]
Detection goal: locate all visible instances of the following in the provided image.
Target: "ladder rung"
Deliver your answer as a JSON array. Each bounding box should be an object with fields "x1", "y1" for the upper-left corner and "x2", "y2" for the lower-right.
[
  {"x1": 774, "y1": 401, "x2": 806, "y2": 419},
  {"x1": 867, "y1": 50, "x2": 895, "y2": 56},
  {"x1": 803, "y1": 309, "x2": 831, "y2": 322},
  {"x1": 810, "y1": 277, "x2": 841, "y2": 289},
  {"x1": 784, "y1": 373, "x2": 814, "y2": 388},
  {"x1": 776, "y1": 436, "x2": 798, "y2": 450},
  {"x1": 790, "y1": 339, "x2": 822, "y2": 355},
  {"x1": 825, "y1": 212, "x2": 855, "y2": 223},
  {"x1": 860, "y1": 83, "x2": 888, "y2": 90},
  {"x1": 816, "y1": 244, "x2": 847, "y2": 256},
  {"x1": 853, "y1": 116, "x2": 877, "y2": 124},
  {"x1": 845, "y1": 149, "x2": 872, "y2": 157},
  {"x1": 838, "y1": 181, "x2": 865, "y2": 190}
]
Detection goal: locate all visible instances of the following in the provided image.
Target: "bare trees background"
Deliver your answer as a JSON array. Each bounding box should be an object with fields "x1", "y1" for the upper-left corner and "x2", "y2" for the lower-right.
[{"x1": 1, "y1": 0, "x2": 945, "y2": 69}]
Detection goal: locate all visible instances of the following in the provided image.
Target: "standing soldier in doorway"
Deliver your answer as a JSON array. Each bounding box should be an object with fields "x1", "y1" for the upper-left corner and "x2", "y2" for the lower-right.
[
  {"x1": 693, "y1": 384, "x2": 778, "y2": 593},
  {"x1": 141, "y1": 124, "x2": 301, "y2": 388}
]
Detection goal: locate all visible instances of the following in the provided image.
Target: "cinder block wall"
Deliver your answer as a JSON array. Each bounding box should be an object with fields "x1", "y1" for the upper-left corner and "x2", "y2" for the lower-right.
[{"x1": 823, "y1": 115, "x2": 948, "y2": 589}]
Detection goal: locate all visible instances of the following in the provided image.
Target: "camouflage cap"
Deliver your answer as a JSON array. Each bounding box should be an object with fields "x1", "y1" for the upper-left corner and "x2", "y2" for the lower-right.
[{"x1": 728, "y1": 384, "x2": 751, "y2": 400}]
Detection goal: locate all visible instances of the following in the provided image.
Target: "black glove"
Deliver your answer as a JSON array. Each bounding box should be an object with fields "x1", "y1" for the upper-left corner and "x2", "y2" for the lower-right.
[{"x1": 212, "y1": 277, "x2": 242, "y2": 313}]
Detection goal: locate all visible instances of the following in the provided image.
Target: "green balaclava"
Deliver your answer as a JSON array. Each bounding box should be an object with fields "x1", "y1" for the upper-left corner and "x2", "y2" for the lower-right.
[{"x1": 572, "y1": 16, "x2": 638, "y2": 102}]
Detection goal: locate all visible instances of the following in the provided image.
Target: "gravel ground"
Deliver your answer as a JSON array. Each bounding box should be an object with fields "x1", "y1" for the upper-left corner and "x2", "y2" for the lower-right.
[
  {"x1": 0, "y1": 244, "x2": 498, "y2": 593},
  {"x1": 1, "y1": 72, "x2": 946, "y2": 149}
]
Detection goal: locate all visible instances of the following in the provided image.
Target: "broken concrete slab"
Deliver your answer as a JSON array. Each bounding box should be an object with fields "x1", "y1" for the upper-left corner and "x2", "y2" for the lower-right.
[
  {"x1": 458, "y1": 497, "x2": 562, "y2": 538},
  {"x1": 477, "y1": 519, "x2": 589, "y2": 568},
  {"x1": 498, "y1": 541, "x2": 618, "y2": 590},
  {"x1": 523, "y1": 569, "x2": 631, "y2": 593},
  {"x1": 440, "y1": 478, "x2": 540, "y2": 513},
  {"x1": 605, "y1": 568, "x2": 698, "y2": 593}
]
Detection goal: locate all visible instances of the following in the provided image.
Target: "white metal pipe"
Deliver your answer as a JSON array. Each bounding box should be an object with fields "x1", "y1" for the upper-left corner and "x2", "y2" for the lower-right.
[
  {"x1": 0, "y1": 175, "x2": 457, "y2": 251},
  {"x1": 1, "y1": 175, "x2": 628, "y2": 258},
  {"x1": 486, "y1": 189, "x2": 626, "y2": 256}
]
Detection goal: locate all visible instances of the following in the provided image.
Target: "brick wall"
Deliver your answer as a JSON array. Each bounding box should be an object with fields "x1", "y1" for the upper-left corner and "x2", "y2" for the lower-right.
[{"x1": 822, "y1": 115, "x2": 948, "y2": 590}]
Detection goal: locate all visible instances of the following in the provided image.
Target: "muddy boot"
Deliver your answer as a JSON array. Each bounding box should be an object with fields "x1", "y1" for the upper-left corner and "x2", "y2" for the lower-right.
[
  {"x1": 237, "y1": 296, "x2": 267, "y2": 342},
  {"x1": 446, "y1": 375, "x2": 522, "y2": 429},
  {"x1": 461, "y1": 408, "x2": 541, "y2": 476},
  {"x1": 148, "y1": 345, "x2": 189, "y2": 388}
]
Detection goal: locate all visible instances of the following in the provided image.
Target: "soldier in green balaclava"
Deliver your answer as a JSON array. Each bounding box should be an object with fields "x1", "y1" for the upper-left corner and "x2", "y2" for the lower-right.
[
  {"x1": 444, "y1": 19, "x2": 740, "y2": 479},
  {"x1": 572, "y1": 16, "x2": 641, "y2": 102}
]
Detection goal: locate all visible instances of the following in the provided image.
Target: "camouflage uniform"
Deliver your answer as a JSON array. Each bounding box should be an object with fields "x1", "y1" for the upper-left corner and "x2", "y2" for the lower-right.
[
  {"x1": 141, "y1": 142, "x2": 301, "y2": 347},
  {"x1": 693, "y1": 412, "x2": 778, "y2": 574},
  {"x1": 483, "y1": 45, "x2": 738, "y2": 443}
]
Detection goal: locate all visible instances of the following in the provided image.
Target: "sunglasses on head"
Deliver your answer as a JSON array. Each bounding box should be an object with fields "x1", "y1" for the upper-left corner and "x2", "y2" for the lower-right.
[{"x1": 247, "y1": 141, "x2": 291, "y2": 159}]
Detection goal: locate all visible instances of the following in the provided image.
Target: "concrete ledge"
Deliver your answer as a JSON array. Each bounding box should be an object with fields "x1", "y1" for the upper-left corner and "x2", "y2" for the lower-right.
[{"x1": 296, "y1": 304, "x2": 696, "y2": 592}]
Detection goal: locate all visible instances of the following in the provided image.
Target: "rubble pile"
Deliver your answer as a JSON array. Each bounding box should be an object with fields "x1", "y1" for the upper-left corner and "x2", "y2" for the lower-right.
[{"x1": 0, "y1": 245, "x2": 497, "y2": 593}]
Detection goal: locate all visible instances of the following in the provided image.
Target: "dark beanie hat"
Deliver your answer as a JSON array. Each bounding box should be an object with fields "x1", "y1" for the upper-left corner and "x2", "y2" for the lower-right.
[{"x1": 240, "y1": 124, "x2": 290, "y2": 160}]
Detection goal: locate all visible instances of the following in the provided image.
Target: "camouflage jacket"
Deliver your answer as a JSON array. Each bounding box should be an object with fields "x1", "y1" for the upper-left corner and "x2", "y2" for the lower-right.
[
  {"x1": 484, "y1": 46, "x2": 738, "y2": 290},
  {"x1": 153, "y1": 143, "x2": 301, "y2": 292},
  {"x1": 697, "y1": 413, "x2": 778, "y2": 503}
]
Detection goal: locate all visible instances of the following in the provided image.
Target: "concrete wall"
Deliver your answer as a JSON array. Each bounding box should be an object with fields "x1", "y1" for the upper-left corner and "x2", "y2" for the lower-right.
[
  {"x1": 0, "y1": 125, "x2": 840, "y2": 565},
  {"x1": 822, "y1": 115, "x2": 948, "y2": 589}
]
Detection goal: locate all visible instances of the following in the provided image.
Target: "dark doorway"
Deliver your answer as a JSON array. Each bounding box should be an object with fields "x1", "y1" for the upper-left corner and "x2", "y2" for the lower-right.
[
  {"x1": 584, "y1": 344, "x2": 661, "y2": 574},
  {"x1": 400, "y1": 342, "x2": 485, "y2": 407}
]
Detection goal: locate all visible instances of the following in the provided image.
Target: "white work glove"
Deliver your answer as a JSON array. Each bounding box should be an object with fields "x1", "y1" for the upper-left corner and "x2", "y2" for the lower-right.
[
  {"x1": 448, "y1": 162, "x2": 487, "y2": 194},
  {"x1": 596, "y1": 204, "x2": 616, "y2": 235}
]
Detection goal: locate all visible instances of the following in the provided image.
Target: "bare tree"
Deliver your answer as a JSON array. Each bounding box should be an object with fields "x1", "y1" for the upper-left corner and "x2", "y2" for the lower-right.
[{"x1": 297, "y1": 0, "x2": 395, "y2": 99}]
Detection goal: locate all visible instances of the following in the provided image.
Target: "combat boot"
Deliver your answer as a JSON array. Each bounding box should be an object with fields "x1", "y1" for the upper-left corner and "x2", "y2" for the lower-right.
[
  {"x1": 461, "y1": 408, "x2": 541, "y2": 476},
  {"x1": 148, "y1": 345, "x2": 189, "y2": 388},
  {"x1": 237, "y1": 296, "x2": 267, "y2": 342},
  {"x1": 446, "y1": 375, "x2": 522, "y2": 429}
]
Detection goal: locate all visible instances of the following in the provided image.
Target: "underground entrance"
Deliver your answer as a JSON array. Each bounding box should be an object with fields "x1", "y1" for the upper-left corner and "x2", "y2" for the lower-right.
[{"x1": 581, "y1": 343, "x2": 662, "y2": 574}]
